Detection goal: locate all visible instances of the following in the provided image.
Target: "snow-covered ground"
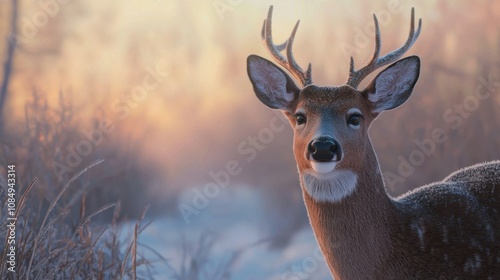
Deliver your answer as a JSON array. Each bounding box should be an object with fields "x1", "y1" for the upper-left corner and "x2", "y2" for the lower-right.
[{"x1": 123, "y1": 185, "x2": 332, "y2": 279}]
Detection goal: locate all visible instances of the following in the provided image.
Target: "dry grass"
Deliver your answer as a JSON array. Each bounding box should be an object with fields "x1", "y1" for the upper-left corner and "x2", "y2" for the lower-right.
[
  {"x1": 0, "y1": 164, "x2": 155, "y2": 279},
  {"x1": 0, "y1": 92, "x2": 159, "y2": 279},
  {"x1": 166, "y1": 233, "x2": 240, "y2": 280}
]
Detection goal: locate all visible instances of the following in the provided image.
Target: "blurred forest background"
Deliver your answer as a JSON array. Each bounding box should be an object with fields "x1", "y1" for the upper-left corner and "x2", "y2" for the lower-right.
[{"x1": 0, "y1": 0, "x2": 499, "y2": 278}]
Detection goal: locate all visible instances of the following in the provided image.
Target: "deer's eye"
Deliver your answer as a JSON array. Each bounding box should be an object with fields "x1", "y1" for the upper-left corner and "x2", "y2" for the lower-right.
[
  {"x1": 347, "y1": 114, "x2": 362, "y2": 128},
  {"x1": 295, "y1": 113, "x2": 307, "y2": 125}
]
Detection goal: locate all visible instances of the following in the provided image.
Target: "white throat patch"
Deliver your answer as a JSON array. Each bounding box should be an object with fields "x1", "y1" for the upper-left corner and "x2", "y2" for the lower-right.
[{"x1": 301, "y1": 170, "x2": 357, "y2": 203}]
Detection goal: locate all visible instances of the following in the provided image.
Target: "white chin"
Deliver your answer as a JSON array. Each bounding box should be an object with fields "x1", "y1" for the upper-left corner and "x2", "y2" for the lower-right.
[{"x1": 310, "y1": 161, "x2": 337, "y2": 174}]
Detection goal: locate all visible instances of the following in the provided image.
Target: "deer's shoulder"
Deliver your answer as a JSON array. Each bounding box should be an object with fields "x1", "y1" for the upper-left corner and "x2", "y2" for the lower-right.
[
  {"x1": 396, "y1": 160, "x2": 500, "y2": 208},
  {"x1": 393, "y1": 162, "x2": 500, "y2": 247},
  {"x1": 444, "y1": 160, "x2": 500, "y2": 184}
]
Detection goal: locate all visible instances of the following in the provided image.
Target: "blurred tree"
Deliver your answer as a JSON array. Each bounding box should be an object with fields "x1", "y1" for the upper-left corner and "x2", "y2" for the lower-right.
[{"x1": 0, "y1": 0, "x2": 18, "y2": 132}]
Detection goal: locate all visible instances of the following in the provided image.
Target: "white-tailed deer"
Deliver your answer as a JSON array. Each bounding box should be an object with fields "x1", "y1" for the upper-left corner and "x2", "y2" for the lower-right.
[{"x1": 247, "y1": 6, "x2": 500, "y2": 279}]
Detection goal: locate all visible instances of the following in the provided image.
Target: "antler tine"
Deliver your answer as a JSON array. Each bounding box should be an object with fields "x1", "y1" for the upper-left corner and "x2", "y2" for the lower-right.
[
  {"x1": 286, "y1": 20, "x2": 313, "y2": 86},
  {"x1": 261, "y1": 22, "x2": 287, "y2": 52},
  {"x1": 261, "y1": 7, "x2": 287, "y2": 55},
  {"x1": 347, "y1": 7, "x2": 422, "y2": 88},
  {"x1": 261, "y1": 6, "x2": 313, "y2": 86},
  {"x1": 348, "y1": 14, "x2": 381, "y2": 86}
]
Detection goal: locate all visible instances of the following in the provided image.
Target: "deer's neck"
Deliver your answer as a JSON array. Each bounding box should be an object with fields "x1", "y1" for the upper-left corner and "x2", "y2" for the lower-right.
[{"x1": 300, "y1": 144, "x2": 398, "y2": 279}]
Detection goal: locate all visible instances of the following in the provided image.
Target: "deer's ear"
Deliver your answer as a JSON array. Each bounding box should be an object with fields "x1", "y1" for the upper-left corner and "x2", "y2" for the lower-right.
[
  {"x1": 247, "y1": 55, "x2": 300, "y2": 110},
  {"x1": 363, "y1": 56, "x2": 420, "y2": 113}
]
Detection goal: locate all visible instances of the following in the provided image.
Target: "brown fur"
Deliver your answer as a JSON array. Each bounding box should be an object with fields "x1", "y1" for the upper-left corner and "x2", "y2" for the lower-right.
[
  {"x1": 293, "y1": 87, "x2": 500, "y2": 279},
  {"x1": 254, "y1": 82, "x2": 500, "y2": 279}
]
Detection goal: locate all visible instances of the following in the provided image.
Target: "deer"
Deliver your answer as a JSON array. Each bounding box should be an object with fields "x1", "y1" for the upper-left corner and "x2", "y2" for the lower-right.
[{"x1": 246, "y1": 6, "x2": 500, "y2": 279}]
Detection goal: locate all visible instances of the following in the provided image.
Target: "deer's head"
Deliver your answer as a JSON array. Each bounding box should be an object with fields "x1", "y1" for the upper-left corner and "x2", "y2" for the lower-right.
[{"x1": 247, "y1": 6, "x2": 421, "y2": 203}]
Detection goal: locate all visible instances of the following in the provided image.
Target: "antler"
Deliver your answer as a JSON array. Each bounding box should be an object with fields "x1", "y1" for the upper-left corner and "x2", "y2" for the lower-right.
[
  {"x1": 261, "y1": 6, "x2": 312, "y2": 86},
  {"x1": 347, "y1": 8, "x2": 422, "y2": 88}
]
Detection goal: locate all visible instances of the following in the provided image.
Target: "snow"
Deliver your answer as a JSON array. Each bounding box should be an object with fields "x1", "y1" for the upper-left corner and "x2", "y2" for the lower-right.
[{"x1": 122, "y1": 185, "x2": 332, "y2": 279}]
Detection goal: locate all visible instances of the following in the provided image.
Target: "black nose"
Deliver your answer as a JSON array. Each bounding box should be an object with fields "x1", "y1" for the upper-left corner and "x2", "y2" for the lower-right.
[{"x1": 308, "y1": 138, "x2": 341, "y2": 162}]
